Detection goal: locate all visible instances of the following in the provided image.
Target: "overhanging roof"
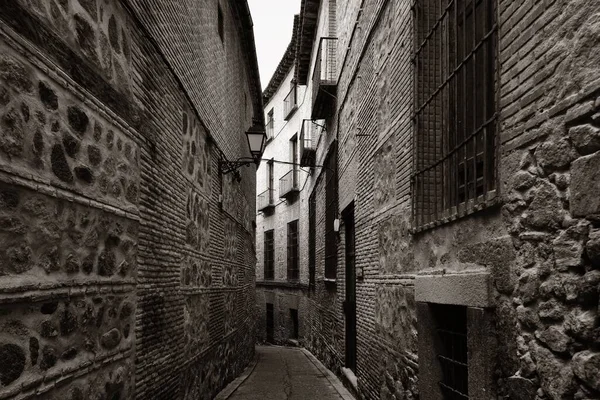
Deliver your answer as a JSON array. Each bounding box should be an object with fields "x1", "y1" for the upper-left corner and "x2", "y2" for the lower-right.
[{"x1": 295, "y1": 0, "x2": 320, "y2": 85}]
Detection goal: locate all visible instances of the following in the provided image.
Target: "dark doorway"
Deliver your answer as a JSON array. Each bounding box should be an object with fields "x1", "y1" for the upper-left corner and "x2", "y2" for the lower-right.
[
  {"x1": 290, "y1": 309, "x2": 299, "y2": 339},
  {"x1": 266, "y1": 303, "x2": 274, "y2": 343},
  {"x1": 343, "y1": 203, "x2": 356, "y2": 372}
]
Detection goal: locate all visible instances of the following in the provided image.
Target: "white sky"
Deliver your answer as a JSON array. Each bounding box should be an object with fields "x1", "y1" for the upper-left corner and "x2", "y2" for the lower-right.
[{"x1": 248, "y1": 0, "x2": 301, "y2": 90}]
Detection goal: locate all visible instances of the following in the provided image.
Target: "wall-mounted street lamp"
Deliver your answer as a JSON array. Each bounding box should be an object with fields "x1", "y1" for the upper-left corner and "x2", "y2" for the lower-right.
[{"x1": 218, "y1": 124, "x2": 266, "y2": 177}]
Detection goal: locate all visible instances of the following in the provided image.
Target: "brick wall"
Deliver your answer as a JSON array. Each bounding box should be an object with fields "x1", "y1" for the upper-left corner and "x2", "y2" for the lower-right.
[
  {"x1": 297, "y1": 0, "x2": 600, "y2": 399},
  {"x1": 0, "y1": 0, "x2": 260, "y2": 399}
]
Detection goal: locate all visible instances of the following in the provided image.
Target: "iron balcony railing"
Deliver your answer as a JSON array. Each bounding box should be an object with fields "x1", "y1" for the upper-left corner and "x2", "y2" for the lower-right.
[
  {"x1": 257, "y1": 188, "x2": 275, "y2": 211},
  {"x1": 266, "y1": 118, "x2": 274, "y2": 141},
  {"x1": 279, "y1": 169, "x2": 299, "y2": 198},
  {"x1": 313, "y1": 37, "x2": 338, "y2": 86},
  {"x1": 300, "y1": 119, "x2": 321, "y2": 167},
  {"x1": 312, "y1": 37, "x2": 338, "y2": 119},
  {"x1": 284, "y1": 85, "x2": 298, "y2": 121}
]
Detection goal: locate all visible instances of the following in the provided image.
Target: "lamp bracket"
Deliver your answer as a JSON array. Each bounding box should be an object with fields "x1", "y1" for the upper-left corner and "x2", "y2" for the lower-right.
[{"x1": 218, "y1": 157, "x2": 257, "y2": 175}]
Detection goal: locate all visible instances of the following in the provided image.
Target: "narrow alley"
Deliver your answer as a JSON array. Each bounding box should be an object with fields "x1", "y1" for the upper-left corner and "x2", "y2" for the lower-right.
[
  {"x1": 1, "y1": 0, "x2": 600, "y2": 399},
  {"x1": 218, "y1": 346, "x2": 354, "y2": 400}
]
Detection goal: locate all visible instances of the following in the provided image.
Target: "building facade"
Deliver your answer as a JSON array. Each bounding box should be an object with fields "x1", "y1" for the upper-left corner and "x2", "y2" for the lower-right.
[
  {"x1": 255, "y1": 16, "x2": 311, "y2": 345},
  {"x1": 0, "y1": 1, "x2": 261, "y2": 399},
  {"x1": 258, "y1": 0, "x2": 600, "y2": 399}
]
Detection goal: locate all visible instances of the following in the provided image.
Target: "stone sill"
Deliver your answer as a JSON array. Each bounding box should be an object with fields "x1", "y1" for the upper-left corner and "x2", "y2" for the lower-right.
[{"x1": 256, "y1": 280, "x2": 309, "y2": 290}]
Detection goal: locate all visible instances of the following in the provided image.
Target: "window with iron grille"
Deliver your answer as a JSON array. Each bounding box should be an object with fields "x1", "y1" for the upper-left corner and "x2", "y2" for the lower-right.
[
  {"x1": 287, "y1": 220, "x2": 299, "y2": 281},
  {"x1": 324, "y1": 147, "x2": 337, "y2": 280},
  {"x1": 432, "y1": 304, "x2": 469, "y2": 399},
  {"x1": 413, "y1": 0, "x2": 498, "y2": 231},
  {"x1": 309, "y1": 191, "x2": 316, "y2": 291},
  {"x1": 264, "y1": 230, "x2": 274, "y2": 280}
]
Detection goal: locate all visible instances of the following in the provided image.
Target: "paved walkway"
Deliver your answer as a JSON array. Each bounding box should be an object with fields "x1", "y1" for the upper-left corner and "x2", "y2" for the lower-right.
[{"x1": 217, "y1": 346, "x2": 354, "y2": 400}]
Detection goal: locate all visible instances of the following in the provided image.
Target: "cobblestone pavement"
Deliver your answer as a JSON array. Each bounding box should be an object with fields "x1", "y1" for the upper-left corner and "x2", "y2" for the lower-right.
[{"x1": 224, "y1": 346, "x2": 354, "y2": 400}]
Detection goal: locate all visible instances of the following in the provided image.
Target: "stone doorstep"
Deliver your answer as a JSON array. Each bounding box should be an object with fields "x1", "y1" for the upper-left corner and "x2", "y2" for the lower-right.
[{"x1": 341, "y1": 367, "x2": 358, "y2": 393}]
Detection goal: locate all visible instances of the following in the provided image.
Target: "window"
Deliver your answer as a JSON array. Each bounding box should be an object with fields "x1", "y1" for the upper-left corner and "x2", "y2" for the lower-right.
[
  {"x1": 264, "y1": 230, "x2": 274, "y2": 280},
  {"x1": 324, "y1": 147, "x2": 337, "y2": 280},
  {"x1": 413, "y1": 0, "x2": 497, "y2": 230},
  {"x1": 267, "y1": 159, "x2": 274, "y2": 203},
  {"x1": 217, "y1": 4, "x2": 224, "y2": 42},
  {"x1": 287, "y1": 220, "x2": 299, "y2": 281},
  {"x1": 416, "y1": 273, "x2": 495, "y2": 399},
  {"x1": 433, "y1": 304, "x2": 468, "y2": 398},
  {"x1": 291, "y1": 136, "x2": 299, "y2": 188},
  {"x1": 266, "y1": 109, "x2": 274, "y2": 140}
]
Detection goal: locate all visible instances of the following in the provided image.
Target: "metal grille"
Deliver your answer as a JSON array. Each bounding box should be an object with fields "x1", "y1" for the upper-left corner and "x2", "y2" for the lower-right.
[
  {"x1": 433, "y1": 304, "x2": 469, "y2": 399},
  {"x1": 324, "y1": 147, "x2": 337, "y2": 280},
  {"x1": 287, "y1": 220, "x2": 299, "y2": 281},
  {"x1": 264, "y1": 230, "x2": 274, "y2": 280},
  {"x1": 412, "y1": 0, "x2": 498, "y2": 231}
]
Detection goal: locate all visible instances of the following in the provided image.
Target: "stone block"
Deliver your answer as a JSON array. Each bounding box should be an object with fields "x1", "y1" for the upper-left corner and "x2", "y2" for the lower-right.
[
  {"x1": 415, "y1": 273, "x2": 492, "y2": 307},
  {"x1": 571, "y1": 152, "x2": 600, "y2": 217},
  {"x1": 572, "y1": 351, "x2": 600, "y2": 391}
]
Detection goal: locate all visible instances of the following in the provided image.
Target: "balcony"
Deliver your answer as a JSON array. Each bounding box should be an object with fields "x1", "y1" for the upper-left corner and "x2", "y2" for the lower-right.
[
  {"x1": 279, "y1": 169, "x2": 299, "y2": 199},
  {"x1": 266, "y1": 118, "x2": 274, "y2": 141},
  {"x1": 257, "y1": 188, "x2": 275, "y2": 212},
  {"x1": 299, "y1": 119, "x2": 321, "y2": 167},
  {"x1": 311, "y1": 37, "x2": 338, "y2": 120},
  {"x1": 283, "y1": 85, "x2": 298, "y2": 121}
]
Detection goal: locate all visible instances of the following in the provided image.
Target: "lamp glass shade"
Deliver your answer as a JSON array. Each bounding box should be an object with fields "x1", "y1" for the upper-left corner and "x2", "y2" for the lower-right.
[{"x1": 246, "y1": 130, "x2": 266, "y2": 157}]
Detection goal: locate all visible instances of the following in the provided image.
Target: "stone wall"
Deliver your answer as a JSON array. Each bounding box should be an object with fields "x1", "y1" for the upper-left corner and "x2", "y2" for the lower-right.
[
  {"x1": 296, "y1": 0, "x2": 600, "y2": 399},
  {"x1": 0, "y1": 0, "x2": 260, "y2": 399}
]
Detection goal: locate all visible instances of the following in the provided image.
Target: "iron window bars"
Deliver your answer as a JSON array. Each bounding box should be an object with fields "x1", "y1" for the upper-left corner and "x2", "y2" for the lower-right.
[
  {"x1": 264, "y1": 230, "x2": 274, "y2": 280},
  {"x1": 287, "y1": 220, "x2": 299, "y2": 281},
  {"x1": 432, "y1": 304, "x2": 469, "y2": 399},
  {"x1": 412, "y1": 0, "x2": 498, "y2": 231}
]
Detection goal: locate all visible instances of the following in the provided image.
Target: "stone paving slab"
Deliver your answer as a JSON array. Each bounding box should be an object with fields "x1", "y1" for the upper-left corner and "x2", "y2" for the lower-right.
[{"x1": 216, "y1": 345, "x2": 355, "y2": 400}]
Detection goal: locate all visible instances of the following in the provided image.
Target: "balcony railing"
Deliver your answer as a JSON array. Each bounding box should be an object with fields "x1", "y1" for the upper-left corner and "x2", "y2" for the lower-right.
[
  {"x1": 266, "y1": 118, "x2": 274, "y2": 141},
  {"x1": 279, "y1": 169, "x2": 299, "y2": 199},
  {"x1": 312, "y1": 37, "x2": 338, "y2": 119},
  {"x1": 284, "y1": 85, "x2": 298, "y2": 121},
  {"x1": 257, "y1": 188, "x2": 275, "y2": 211},
  {"x1": 300, "y1": 119, "x2": 321, "y2": 167}
]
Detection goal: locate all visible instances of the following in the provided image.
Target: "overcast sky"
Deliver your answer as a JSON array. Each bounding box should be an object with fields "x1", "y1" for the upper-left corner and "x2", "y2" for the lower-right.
[{"x1": 248, "y1": 0, "x2": 301, "y2": 90}]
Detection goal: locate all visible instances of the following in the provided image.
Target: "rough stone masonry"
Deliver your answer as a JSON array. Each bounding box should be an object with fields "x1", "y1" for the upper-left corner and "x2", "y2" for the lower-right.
[{"x1": 0, "y1": 0, "x2": 262, "y2": 399}]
